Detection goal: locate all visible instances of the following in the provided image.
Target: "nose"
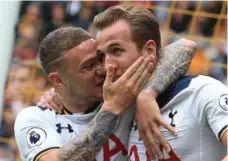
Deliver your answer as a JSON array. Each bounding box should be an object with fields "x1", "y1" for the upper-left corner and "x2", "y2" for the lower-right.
[{"x1": 104, "y1": 55, "x2": 117, "y2": 72}]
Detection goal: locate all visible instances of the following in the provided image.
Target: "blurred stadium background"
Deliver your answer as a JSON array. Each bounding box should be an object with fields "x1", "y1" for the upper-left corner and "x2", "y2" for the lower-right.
[{"x1": 0, "y1": 1, "x2": 227, "y2": 160}]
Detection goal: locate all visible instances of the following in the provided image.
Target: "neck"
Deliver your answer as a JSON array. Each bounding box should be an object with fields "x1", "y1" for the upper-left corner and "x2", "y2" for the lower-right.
[
  {"x1": 57, "y1": 90, "x2": 100, "y2": 113},
  {"x1": 64, "y1": 99, "x2": 99, "y2": 113}
]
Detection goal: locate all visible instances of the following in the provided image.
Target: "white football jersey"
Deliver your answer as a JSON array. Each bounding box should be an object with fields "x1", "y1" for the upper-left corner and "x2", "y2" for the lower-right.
[
  {"x1": 128, "y1": 75, "x2": 227, "y2": 161},
  {"x1": 14, "y1": 103, "x2": 135, "y2": 161}
]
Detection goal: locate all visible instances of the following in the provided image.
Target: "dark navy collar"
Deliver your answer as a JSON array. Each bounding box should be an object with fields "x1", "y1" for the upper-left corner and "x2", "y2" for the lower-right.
[{"x1": 157, "y1": 75, "x2": 198, "y2": 109}]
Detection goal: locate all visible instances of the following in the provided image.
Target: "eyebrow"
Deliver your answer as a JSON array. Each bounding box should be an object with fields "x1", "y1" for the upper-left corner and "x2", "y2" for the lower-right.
[
  {"x1": 97, "y1": 42, "x2": 122, "y2": 54},
  {"x1": 107, "y1": 43, "x2": 122, "y2": 49}
]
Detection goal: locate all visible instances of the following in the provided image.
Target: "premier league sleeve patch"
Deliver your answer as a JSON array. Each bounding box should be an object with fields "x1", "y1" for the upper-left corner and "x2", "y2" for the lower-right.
[
  {"x1": 26, "y1": 128, "x2": 47, "y2": 148},
  {"x1": 219, "y1": 94, "x2": 228, "y2": 111}
]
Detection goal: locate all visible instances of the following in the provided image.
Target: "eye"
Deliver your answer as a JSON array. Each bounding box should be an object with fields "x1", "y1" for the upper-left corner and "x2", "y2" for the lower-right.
[
  {"x1": 111, "y1": 48, "x2": 123, "y2": 54},
  {"x1": 84, "y1": 62, "x2": 96, "y2": 69}
]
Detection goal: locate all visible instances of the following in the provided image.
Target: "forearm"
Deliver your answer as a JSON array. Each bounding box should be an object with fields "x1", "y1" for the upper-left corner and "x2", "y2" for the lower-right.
[
  {"x1": 58, "y1": 109, "x2": 119, "y2": 161},
  {"x1": 144, "y1": 39, "x2": 197, "y2": 96},
  {"x1": 220, "y1": 130, "x2": 227, "y2": 147}
]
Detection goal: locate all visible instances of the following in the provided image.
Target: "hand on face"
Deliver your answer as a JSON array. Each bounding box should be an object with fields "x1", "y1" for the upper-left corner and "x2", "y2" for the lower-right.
[
  {"x1": 135, "y1": 89, "x2": 177, "y2": 160},
  {"x1": 37, "y1": 88, "x2": 65, "y2": 113},
  {"x1": 102, "y1": 56, "x2": 153, "y2": 115}
]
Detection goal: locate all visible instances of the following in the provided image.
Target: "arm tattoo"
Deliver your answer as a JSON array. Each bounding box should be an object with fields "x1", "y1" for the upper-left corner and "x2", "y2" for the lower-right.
[
  {"x1": 58, "y1": 110, "x2": 119, "y2": 161},
  {"x1": 145, "y1": 40, "x2": 196, "y2": 94}
]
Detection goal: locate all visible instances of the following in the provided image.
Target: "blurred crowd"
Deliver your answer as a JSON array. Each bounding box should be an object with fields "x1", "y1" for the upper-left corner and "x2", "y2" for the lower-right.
[{"x1": 1, "y1": 1, "x2": 227, "y2": 160}]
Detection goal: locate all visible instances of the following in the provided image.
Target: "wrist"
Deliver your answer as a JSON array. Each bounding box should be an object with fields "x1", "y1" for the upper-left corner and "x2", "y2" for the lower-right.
[
  {"x1": 138, "y1": 89, "x2": 158, "y2": 99},
  {"x1": 101, "y1": 101, "x2": 123, "y2": 115}
]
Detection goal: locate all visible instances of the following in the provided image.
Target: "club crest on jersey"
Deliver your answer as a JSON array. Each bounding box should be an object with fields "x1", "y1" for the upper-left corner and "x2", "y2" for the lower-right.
[
  {"x1": 26, "y1": 128, "x2": 47, "y2": 148},
  {"x1": 169, "y1": 109, "x2": 178, "y2": 127},
  {"x1": 219, "y1": 94, "x2": 228, "y2": 111}
]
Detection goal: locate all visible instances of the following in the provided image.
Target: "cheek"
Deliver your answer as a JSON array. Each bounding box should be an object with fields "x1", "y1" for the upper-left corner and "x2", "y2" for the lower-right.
[
  {"x1": 122, "y1": 51, "x2": 140, "y2": 70},
  {"x1": 82, "y1": 71, "x2": 96, "y2": 85}
]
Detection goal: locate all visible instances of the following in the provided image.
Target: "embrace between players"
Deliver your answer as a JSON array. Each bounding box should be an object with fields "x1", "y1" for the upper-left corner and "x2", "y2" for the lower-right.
[{"x1": 14, "y1": 5, "x2": 227, "y2": 161}]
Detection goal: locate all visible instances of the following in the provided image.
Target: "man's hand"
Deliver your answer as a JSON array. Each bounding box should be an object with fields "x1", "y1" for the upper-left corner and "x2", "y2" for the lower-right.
[
  {"x1": 37, "y1": 88, "x2": 64, "y2": 113},
  {"x1": 102, "y1": 57, "x2": 153, "y2": 115},
  {"x1": 136, "y1": 89, "x2": 177, "y2": 160},
  {"x1": 137, "y1": 39, "x2": 197, "y2": 159}
]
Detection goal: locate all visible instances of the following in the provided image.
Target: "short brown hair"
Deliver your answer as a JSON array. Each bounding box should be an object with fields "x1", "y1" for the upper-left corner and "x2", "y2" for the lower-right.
[
  {"x1": 39, "y1": 27, "x2": 91, "y2": 75},
  {"x1": 94, "y1": 5, "x2": 161, "y2": 53}
]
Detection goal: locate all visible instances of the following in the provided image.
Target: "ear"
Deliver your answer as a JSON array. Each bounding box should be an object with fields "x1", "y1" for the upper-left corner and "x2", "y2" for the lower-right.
[
  {"x1": 48, "y1": 72, "x2": 64, "y2": 88},
  {"x1": 141, "y1": 40, "x2": 157, "y2": 60}
]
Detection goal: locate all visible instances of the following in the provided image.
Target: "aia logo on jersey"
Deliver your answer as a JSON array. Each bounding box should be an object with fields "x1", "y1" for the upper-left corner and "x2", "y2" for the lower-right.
[
  {"x1": 26, "y1": 128, "x2": 47, "y2": 148},
  {"x1": 169, "y1": 109, "x2": 178, "y2": 127},
  {"x1": 94, "y1": 134, "x2": 127, "y2": 161},
  {"x1": 219, "y1": 94, "x2": 228, "y2": 111},
  {"x1": 129, "y1": 143, "x2": 181, "y2": 161}
]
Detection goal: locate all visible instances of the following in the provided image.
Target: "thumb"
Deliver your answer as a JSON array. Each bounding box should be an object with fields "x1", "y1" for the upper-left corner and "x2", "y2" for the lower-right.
[{"x1": 104, "y1": 65, "x2": 115, "y2": 86}]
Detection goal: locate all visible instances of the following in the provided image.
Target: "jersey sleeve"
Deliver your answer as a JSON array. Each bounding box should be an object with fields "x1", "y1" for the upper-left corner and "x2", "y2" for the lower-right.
[
  {"x1": 192, "y1": 77, "x2": 227, "y2": 141},
  {"x1": 14, "y1": 106, "x2": 61, "y2": 161}
]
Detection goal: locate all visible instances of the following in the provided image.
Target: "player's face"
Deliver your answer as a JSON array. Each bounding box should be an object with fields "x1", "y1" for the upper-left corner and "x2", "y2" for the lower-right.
[
  {"x1": 96, "y1": 20, "x2": 141, "y2": 80},
  {"x1": 63, "y1": 39, "x2": 105, "y2": 101}
]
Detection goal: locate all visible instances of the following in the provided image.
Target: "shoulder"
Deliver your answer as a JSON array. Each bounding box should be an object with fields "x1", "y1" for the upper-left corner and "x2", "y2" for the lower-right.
[
  {"x1": 157, "y1": 75, "x2": 226, "y2": 108},
  {"x1": 15, "y1": 106, "x2": 41, "y2": 121},
  {"x1": 15, "y1": 106, "x2": 56, "y2": 129},
  {"x1": 16, "y1": 106, "x2": 54, "y2": 119},
  {"x1": 189, "y1": 75, "x2": 227, "y2": 100},
  {"x1": 189, "y1": 75, "x2": 225, "y2": 89}
]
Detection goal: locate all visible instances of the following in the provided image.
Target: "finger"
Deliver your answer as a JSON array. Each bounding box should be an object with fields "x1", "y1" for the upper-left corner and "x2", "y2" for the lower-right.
[
  {"x1": 138, "y1": 73, "x2": 151, "y2": 93},
  {"x1": 143, "y1": 130, "x2": 157, "y2": 160},
  {"x1": 130, "y1": 58, "x2": 150, "y2": 84},
  {"x1": 137, "y1": 125, "x2": 146, "y2": 141},
  {"x1": 151, "y1": 122, "x2": 170, "y2": 153},
  {"x1": 52, "y1": 95, "x2": 64, "y2": 111},
  {"x1": 146, "y1": 151, "x2": 154, "y2": 161},
  {"x1": 103, "y1": 65, "x2": 115, "y2": 87},
  {"x1": 135, "y1": 63, "x2": 153, "y2": 93},
  {"x1": 159, "y1": 119, "x2": 177, "y2": 136},
  {"x1": 121, "y1": 56, "x2": 144, "y2": 80},
  {"x1": 43, "y1": 102, "x2": 51, "y2": 109},
  {"x1": 44, "y1": 92, "x2": 59, "y2": 111},
  {"x1": 36, "y1": 101, "x2": 41, "y2": 106},
  {"x1": 56, "y1": 93, "x2": 65, "y2": 110},
  {"x1": 50, "y1": 88, "x2": 55, "y2": 93},
  {"x1": 37, "y1": 96, "x2": 46, "y2": 107},
  {"x1": 49, "y1": 100, "x2": 60, "y2": 112},
  {"x1": 145, "y1": 129, "x2": 163, "y2": 160},
  {"x1": 134, "y1": 62, "x2": 153, "y2": 93}
]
